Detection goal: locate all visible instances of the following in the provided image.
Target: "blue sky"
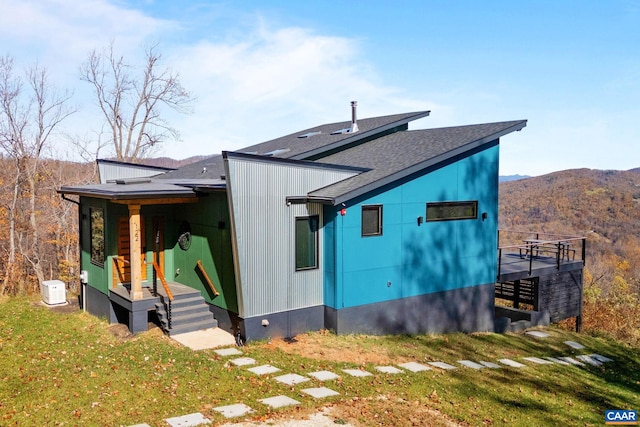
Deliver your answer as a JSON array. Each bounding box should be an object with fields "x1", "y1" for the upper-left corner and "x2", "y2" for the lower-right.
[{"x1": 1, "y1": 0, "x2": 638, "y2": 175}]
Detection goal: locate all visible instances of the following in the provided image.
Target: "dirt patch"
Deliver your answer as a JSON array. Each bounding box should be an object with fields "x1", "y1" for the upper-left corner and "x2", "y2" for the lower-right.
[
  {"x1": 264, "y1": 332, "x2": 401, "y2": 365},
  {"x1": 219, "y1": 399, "x2": 463, "y2": 427}
]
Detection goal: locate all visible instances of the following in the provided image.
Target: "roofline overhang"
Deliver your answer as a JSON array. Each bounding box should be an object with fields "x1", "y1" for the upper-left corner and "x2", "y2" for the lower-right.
[
  {"x1": 57, "y1": 187, "x2": 197, "y2": 201},
  {"x1": 285, "y1": 195, "x2": 334, "y2": 205},
  {"x1": 290, "y1": 111, "x2": 431, "y2": 160},
  {"x1": 323, "y1": 119, "x2": 527, "y2": 206}
]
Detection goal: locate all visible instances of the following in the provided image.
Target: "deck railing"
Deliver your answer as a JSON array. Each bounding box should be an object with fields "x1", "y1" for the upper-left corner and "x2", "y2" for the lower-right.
[{"x1": 497, "y1": 230, "x2": 586, "y2": 277}]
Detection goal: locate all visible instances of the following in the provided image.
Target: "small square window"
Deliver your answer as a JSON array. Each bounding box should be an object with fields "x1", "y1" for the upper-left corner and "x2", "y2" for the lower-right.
[{"x1": 362, "y1": 205, "x2": 382, "y2": 236}]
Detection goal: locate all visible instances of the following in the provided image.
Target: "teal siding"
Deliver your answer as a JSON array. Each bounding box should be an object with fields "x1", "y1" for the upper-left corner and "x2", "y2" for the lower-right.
[{"x1": 324, "y1": 143, "x2": 499, "y2": 309}]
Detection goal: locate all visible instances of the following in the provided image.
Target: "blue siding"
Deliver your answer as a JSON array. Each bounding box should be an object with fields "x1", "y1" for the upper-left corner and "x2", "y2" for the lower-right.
[{"x1": 324, "y1": 144, "x2": 499, "y2": 309}]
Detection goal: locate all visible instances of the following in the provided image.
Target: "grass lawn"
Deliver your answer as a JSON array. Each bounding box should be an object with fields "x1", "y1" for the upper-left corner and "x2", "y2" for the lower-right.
[{"x1": 1, "y1": 296, "x2": 638, "y2": 426}]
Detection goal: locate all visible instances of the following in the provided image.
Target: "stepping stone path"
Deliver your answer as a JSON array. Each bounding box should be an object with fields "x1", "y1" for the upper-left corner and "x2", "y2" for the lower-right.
[
  {"x1": 248, "y1": 364, "x2": 280, "y2": 375},
  {"x1": 129, "y1": 337, "x2": 615, "y2": 426},
  {"x1": 302, "y1": 387, "x2": 340, "y2": 398},
  {"x1": 526, "y1": 330, "x2": 551, "y2": 338},
  {"x1": 429, "y1": 361, "x2": 457, "y2": 370},
  {"x1": 274, "y1": 373, "x2": 310, "y2": 385},
  {"x1": 166, "y1": 412, "x2": 211, "y2": 426},
  {"x1": 458, "y1": 360, "x2": 486, "y2": 369},
  {"x1": 564, "y1": 341, "x2": 585, "y2": 349},
  {"x1": 375, "y1": 365, "x2": 404, "y2": 374},
  {"x1": 214, "y1": 348, "x2": 243, "y2": 356},
  {"x1": 230, "y1": 357, "x2": 256, "y2": 366},
  {"x1": 308, "y1": 370, "x2": 340, "y2": 381},
  {"x1": 259, "y1": 395, "x2": 300, "y2": 408},
  {"x1": 213, "y1": 403, "x2": 253, "y2": 418},
  {"x1": 343, "y1": 368, "x2": 373, "y2": 377},
  {"x1": 523, "y1": 357, "x2": 554, "y2": 365},
  {"x1": 498, "y1": 358, "x2": 526, "y2": 368},
  {"x1": 479, "y1": 361, "x2": 502, "y2": 369},
  {"x1": 398, "y1": 362, "x2": 431, "y2": 372}
]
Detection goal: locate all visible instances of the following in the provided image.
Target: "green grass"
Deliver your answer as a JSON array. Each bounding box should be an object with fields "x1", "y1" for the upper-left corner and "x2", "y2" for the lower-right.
[{"x1": 1, "y1": 296, "x2": 638, "y2": 426}]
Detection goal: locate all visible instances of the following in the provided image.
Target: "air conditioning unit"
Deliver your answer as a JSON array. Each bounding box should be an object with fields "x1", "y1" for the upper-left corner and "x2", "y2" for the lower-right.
[{"x1": 41, "y1": 279, "x2": 66, "y2": 305}]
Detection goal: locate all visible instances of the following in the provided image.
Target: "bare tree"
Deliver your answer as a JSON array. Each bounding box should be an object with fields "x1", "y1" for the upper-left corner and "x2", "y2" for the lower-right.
[
  {"x1": 0, "y1": 55, "x2": 74, "y2": 293},
  {"x1": 80, "y1": 43, "x2": 193, "y2": 162}
]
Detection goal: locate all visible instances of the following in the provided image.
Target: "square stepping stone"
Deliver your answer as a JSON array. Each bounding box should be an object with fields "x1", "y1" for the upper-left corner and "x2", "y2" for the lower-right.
[
  {"x1": 576, "y1": 355, "x2": 602, "y2": 366},
  {"x1": 213, "y1": 403, "x2": 253, "y2": 418},
  {"x1": 564, "y1": 341, "x2": 585, "y2": 350},
  {"x1": 458, "y1": 360, "x2": 485, "y2": 369},
  {"x1": 274, "y1": 373, "x2": 310, "y2": 386},
  {"x1": 214, "y1": 348, "x2": 242, "y2": 357},
  {"x1": 230, "y1": 357, "x2": 256, "y2": 367},
  {"x1": 479, "y1": 361, "x2": 501, "y2": 369},
  {"x1": 523, "y1": 357, "x2": 554, "y2": 365},
  {"x1": 248, "y1": 364, "x2": 280, "y2": 375},
  {"x1": 498, "y1": 359, "x2": 525, "y2": 368},
  {"x1": 558, "y1": 356, "x2": 585, "y2": 366},
  {"x1": 308, "y1": 370, "x2": 340, "y2": 381},
  {"x1": 526, "y1": 330, "x2": 550, "y2": 338},
  {"x1": 398, "y1": 362, "x2": 431, "y2": 372},
  {"x1": 301, "y1": 387, "x2": 340, "y2": 398},
  {"x1": 375, "y1": 365, "x2": 404, "y2": 374},
  {"x1": 428, "y1": 361, "x2": 457, "y2": 370},
  {"x1": 590, "y1": 353, "x2": 613, "y2": 363},
  {"x1": 342, "y1": 368, "x2": 372, "y2": 377},
  {"x1": 165, "y1": 412, "x2": 211, "y2": 426},
  {"x1": 259, "y1": 395, "x2": 300, "y2": 408},
  {"x1": 545, "y1": 357, "x2": 571, "y2": 365}
]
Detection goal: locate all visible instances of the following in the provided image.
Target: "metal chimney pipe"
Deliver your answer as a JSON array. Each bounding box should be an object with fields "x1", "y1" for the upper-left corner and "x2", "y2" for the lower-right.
[{"x1": 350, "y1": 101, "x2": 359, "y2": 132}]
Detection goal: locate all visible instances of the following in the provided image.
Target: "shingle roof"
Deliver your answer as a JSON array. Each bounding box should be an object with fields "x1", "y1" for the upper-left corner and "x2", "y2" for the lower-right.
[
  {"x1": 156, "y1": 110, "x2": 430, "y2": 180},
  {"x1": 308, "y1": 120, "x2": 527, "y2": 205}
]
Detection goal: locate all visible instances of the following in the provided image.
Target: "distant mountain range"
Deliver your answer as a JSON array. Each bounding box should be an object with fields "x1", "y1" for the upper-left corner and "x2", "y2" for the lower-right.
[
  {"x1": 499, "y1": 174, "x2": 530, "y2": 182},
  {"x1": 498, "y1": 167, "x2": 640, "y2": 254}
]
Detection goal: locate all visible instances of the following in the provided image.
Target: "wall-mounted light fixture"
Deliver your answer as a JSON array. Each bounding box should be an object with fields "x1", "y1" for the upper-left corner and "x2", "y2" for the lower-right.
[
  {"x1": 417, "y1": 216, "x2": 423, "y2": 226},
  {"x1": 482, "y1": 212, "x2": 488, "y2": 221}
]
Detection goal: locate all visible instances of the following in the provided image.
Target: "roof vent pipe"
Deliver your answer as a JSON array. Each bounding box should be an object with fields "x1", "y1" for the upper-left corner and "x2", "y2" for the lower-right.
[{"x1": 350, "y1": 101, "x2": 359, "y2": 133}]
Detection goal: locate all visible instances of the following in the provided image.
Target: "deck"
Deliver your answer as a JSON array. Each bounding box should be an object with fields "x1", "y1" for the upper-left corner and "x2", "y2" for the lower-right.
[{"x1": 497, "y1": 231, "x2": 586, "y2": 281}]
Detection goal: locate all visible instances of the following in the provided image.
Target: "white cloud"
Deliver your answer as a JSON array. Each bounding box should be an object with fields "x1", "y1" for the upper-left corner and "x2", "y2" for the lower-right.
[{"x1": 164, "y1": 23, "x2": 432, "y2": 158}]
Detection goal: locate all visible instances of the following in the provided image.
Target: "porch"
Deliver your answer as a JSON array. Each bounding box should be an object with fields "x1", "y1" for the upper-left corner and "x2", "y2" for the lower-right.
[
  {"x1": 495, "y1": 231, "x2": 586, "y2": 331},
  {"x1": 109, "y1": 281, "x2": 218, "y2": 335}
]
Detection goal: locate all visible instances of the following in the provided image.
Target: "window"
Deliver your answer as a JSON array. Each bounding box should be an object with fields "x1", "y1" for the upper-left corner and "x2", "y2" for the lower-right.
[
  {"x1": 295, "y1": 215, "x2": 319, "y2": 270},
  {"x1": 362, "y1": 205, "x2": 383, "y2": 236},
  {"x1": 426, "y1": 201, "x2": 478, "y2": 222},
  {"x1": 90, "y1": 207, "x2": 105, "y2": 266}
]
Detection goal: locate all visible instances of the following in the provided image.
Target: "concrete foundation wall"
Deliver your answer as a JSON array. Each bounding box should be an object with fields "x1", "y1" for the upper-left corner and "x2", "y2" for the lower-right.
[{"x1": 325, "y1": 282, "x2": 495, "y2": 335}]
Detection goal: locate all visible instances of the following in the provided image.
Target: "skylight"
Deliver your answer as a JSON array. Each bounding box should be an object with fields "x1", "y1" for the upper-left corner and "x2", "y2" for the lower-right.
[
  {"x1": 330, "y1": 128, "x2": 352, "y2": 135},
  {"x1": 297, "y1": 131, "x2": 322, "y2": 138}
]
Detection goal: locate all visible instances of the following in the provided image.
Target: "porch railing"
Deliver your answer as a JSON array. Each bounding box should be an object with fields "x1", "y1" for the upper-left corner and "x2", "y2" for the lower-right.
[{"x1": 497, "y1": 230, "x2": 586, "y2": 277}]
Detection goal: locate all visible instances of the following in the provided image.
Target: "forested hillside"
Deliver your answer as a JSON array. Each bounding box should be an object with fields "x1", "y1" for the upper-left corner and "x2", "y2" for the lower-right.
[{"x1": 499, "y1": 168, "x2": 640, "y2": 345}]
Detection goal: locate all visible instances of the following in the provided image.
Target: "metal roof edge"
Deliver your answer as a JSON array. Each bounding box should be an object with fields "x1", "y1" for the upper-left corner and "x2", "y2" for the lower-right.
[
  {"x1": 290, "y1": 110, "x2": 431, "y2": 160},
  {"x1": 97, "y1": 158, "x2": 176, "y2": 171}
]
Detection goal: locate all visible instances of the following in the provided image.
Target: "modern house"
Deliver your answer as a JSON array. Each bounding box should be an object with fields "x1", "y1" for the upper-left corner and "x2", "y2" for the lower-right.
[{"x1": 59, "y1": 103, "x2": 560, "y2": 342}]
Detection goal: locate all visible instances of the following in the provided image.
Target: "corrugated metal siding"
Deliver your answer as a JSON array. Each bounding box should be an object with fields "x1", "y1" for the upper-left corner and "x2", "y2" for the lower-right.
[
  {"x1": 225, "y1": 157, "x2": 357, "y2": 318},
  {"x1": 98, "y1": 163, "x2": 167, "y2": 184}
]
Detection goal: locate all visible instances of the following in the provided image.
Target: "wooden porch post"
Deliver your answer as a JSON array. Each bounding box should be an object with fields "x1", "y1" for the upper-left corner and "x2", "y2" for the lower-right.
[{"x1": 129, "y1": 204, "x2": 144, "y2": 300}]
